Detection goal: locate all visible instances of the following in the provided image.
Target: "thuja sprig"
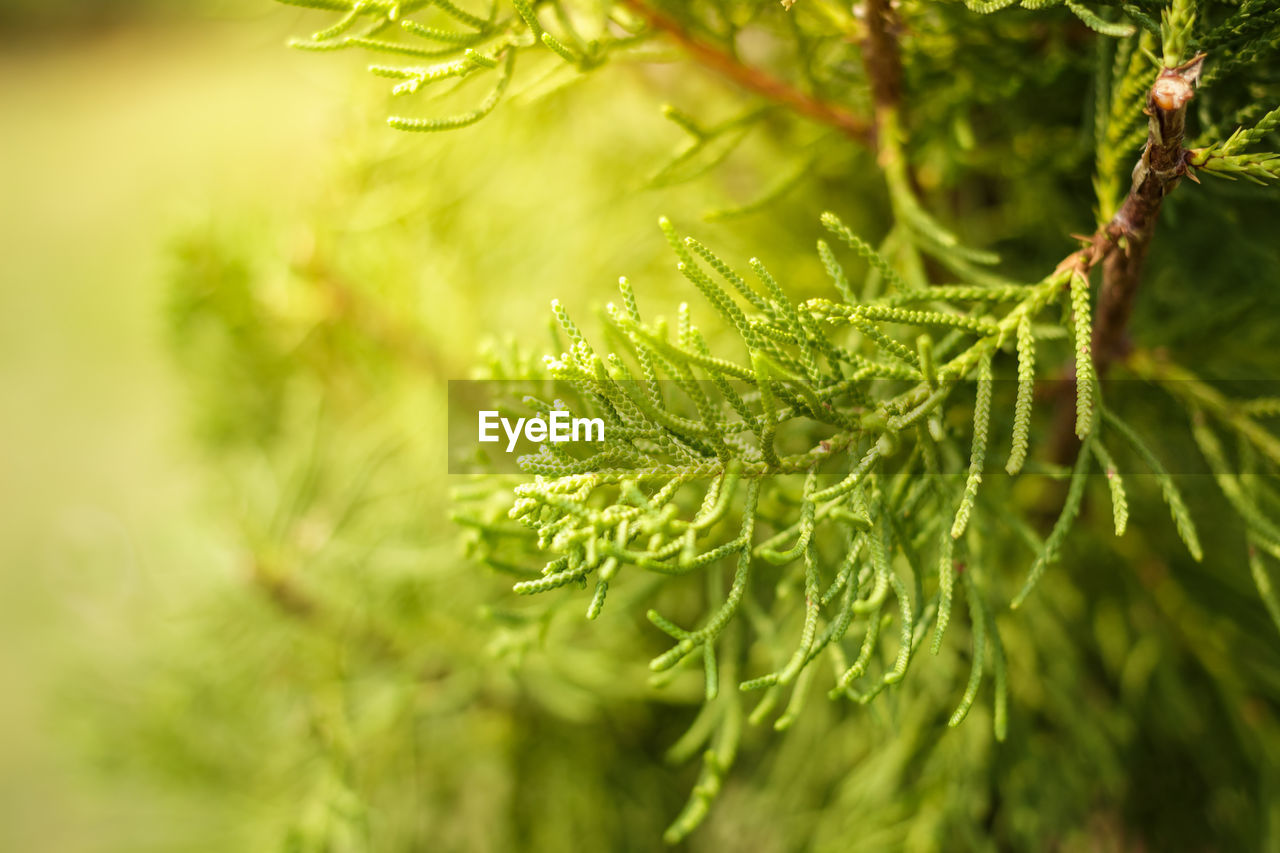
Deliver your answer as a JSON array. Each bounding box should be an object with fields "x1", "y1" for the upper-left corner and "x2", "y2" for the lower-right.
[
  {"x1": 1186, "y1": 56, "x2": 1280, "y2": 182},
  {"x1": 1070, "y1": 269, "x2": 1095, "y2": 439},
  {"x1": 965, "y1": 0, "x2": 1138, "y2": 41},
  {"x1": 455, "y1": 167, "x2": 1280, "y2": 830},
  {"x1": 1194, "y1": 0, "x2": 1280, "y2": 85},
  {"x1": 451, "y1": 38, "x2": 1280, "y2": 824},
  {"x1": 1188, "y1": 100, "x2": 1280, "y2": 185},
  {"x1": 278, "y1": 0, "x2": 647, "y2": 130},
  {"x1": 1189, "y1": 147, "x2": 1280, "y2": 185},
  {"x1": 454, "y1": 213, "x2": 1109, "y2": 839}
]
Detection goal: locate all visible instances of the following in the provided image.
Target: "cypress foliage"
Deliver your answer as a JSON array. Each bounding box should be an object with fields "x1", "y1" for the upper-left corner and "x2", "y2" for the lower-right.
[{"x1": 146, "y1": 0, "x2": 1280, "y2": 848}]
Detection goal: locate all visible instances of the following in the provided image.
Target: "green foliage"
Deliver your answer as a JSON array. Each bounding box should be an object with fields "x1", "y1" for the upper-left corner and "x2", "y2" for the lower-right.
[
  {"x1": 123, "y1": 0, "x2": 1280, "y2": 848},
  {"x1": 1188, "y1": 102, "x2": 1280, "y2": 184},
  {"x1": 281, "y1": 0, "x2": 649, "y2": 129},
  {"x1": 455, "y1": 199, "x2": 1273, "y2": 835},
  {"x1": 1160, "y1": 0, "x2": 1196, "y2": 66}
]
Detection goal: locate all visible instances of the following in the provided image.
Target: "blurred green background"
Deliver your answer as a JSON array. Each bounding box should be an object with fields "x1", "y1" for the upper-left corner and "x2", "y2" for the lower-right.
[{"x1": 0, "y1": 3, "x2": 347, "y2": 848}]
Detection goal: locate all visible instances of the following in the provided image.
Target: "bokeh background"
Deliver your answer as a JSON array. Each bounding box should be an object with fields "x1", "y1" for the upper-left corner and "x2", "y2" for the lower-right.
[{"x1": 0, "y1": 4, "x2": 344, "y2": 848}]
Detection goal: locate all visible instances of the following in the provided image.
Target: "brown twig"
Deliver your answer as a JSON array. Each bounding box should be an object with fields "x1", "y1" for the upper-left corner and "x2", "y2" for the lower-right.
[
  {"x1": 618, "y1": 0, "x2": 874, "y2": 145},
  {"x1": 862, "y1": 0, "x2": 903, "y2": 122},
  {"x1": 1049, "y1": 54, "x2": 1206, "y2": 461},
  {"x1": 1091, "y1": 54, "x2": 1205, "y2": 373}
]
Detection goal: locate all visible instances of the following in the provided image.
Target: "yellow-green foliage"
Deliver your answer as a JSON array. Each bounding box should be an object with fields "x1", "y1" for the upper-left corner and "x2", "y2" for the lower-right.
[{"x1": 120, "y1": 0, "x2": 1280, "y2": 849}]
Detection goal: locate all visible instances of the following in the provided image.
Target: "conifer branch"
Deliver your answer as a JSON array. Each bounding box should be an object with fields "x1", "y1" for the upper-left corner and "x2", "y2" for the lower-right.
[
  {"x1": 1051, "y1": 46, "x2": 1205, "y2": 459},
  {"x1": 457, "y1": 215, "x2": 1072, "y2": 800},
  {"x1": 1091, "y1": 52, "x2": 1204, "y2": 373},
  {"x1": 1056, "y1": 53, "x2": 1205, "y2": 369}
]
